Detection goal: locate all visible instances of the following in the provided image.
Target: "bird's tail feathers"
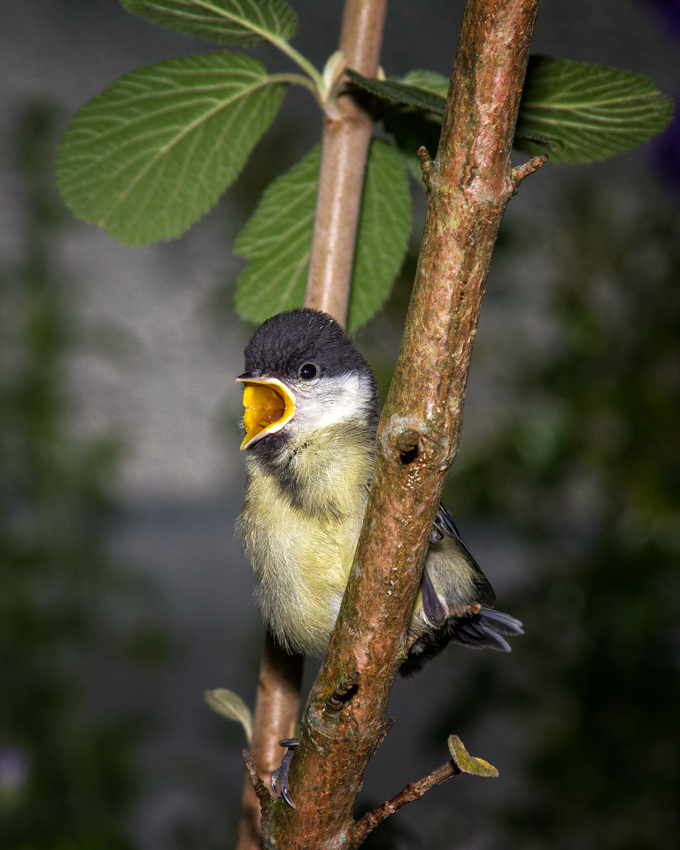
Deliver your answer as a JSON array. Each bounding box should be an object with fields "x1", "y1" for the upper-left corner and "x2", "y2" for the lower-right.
[{"x1": 401, "y1": 607, "x2": 523, "y2": 677}]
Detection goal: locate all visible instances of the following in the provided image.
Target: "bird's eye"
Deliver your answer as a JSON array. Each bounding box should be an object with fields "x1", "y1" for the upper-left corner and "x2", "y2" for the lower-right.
[{"x1": 298, "y1": 363, "x2": 318, "y2": 380}]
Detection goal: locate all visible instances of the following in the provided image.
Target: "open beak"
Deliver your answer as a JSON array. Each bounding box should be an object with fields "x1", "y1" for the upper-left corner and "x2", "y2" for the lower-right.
[{"x1": 235, "y1": 373, "x2": 296, "y2": 450}]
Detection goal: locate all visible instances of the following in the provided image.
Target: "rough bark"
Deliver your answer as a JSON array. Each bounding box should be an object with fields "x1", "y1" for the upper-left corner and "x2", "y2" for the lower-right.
[
  {"x1": 237, "y1": 2, "x2": 388, "y2": 847},
  {"x1": 260, "y1": 1, "x2": 543, "y2": 847}
]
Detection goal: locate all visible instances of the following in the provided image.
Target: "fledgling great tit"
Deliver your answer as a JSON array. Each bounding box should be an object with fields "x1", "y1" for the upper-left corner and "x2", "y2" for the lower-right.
[{"x1": 236, "y1": 308, "x2": 522, "y2": 674}]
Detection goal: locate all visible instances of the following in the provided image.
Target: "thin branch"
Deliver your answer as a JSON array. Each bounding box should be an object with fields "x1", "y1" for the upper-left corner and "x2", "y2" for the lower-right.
[
  {"x1": 243, "y1": 749, "x2": 273, "y2": 811},
  {"x1": 417, "y1": 146, "x2": 435, "y2": 192},
  {"x1": 350, "y1": 760, "x2": 461, "y2": 848},
  {"x1": 263, "y1": 1, "x2": 542, "y2": 847},
  {"x1": 304, "y1": 0, "x2": 388, "y2": 324},
  {"x1": 236, "y1": 635, "x2": 303, "y2": 850}
]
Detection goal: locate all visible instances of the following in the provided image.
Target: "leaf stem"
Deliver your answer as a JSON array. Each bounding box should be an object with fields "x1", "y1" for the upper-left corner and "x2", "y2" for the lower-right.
[
  {"x1": 266, "y1": 72, "x2": 320, "y2": 100},
  {"x1": 184, "y1": 0, "x2": 325, "y2": 95},
  {"x1": 267, "y1": 38, "x2": 325, "y2": 95}
]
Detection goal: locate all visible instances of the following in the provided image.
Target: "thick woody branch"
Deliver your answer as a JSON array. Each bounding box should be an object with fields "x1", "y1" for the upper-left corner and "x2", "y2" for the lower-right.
[
  {"x1": 304, "y1": 0, "x2": 388, "y2": 324},
  {"x1": 263, "y1": 1, "x2": 543, "y2": 848}
]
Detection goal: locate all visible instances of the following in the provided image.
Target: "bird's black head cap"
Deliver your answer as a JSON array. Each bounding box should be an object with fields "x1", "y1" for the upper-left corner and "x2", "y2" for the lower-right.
[{"x1": 244, "y1": 309, "x2": 374, "y2": 388}]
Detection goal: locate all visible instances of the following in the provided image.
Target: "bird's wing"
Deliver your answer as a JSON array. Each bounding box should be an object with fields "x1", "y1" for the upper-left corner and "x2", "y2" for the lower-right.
[{"x1": 432, "y1": 503, "x2": 496, "y2": 608}]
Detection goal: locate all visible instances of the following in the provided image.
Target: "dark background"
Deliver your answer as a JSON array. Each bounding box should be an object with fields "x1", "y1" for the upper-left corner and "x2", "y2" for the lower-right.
[{"x1": 1, "y1": 1, "x2": 679, "y2": 848}]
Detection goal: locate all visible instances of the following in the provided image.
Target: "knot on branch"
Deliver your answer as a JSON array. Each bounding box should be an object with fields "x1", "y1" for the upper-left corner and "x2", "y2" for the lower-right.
[
  {"x1": 396, "y1": 429, "x2": 421, "y2": 464},
  {"x1": 325, "y1": 670, "x2": 360, "y2": 713},
  {"x1": 417, "y1": 146, "x2": 436, "y2": 191}
]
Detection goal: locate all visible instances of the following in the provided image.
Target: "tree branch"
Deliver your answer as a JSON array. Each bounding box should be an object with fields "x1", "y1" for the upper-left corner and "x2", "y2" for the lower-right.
[
  {"x1": 304, "y1": 0, "x2": 388, "y2": 324},
  {"x1": 237, "y1": 635, "x2": 303, "y2": 850},
  {"x1": 350, "y1": 760, "x2": 461, "y2": 849},
  {"x1": 263, "y1": 1, "x2": 543, "y2": 847},
  {"x1": 237, "y1": 3, "x2": 388, "y2": 847}
]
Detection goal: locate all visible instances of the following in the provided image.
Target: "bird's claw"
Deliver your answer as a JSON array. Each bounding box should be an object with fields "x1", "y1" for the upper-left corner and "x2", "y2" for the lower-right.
[{"x1": 271, "y1": 738, "x2": 297, "y2": 809}]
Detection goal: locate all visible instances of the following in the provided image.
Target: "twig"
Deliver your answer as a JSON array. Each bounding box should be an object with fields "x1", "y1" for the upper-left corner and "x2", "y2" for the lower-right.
[
  {"x1": 511, "y1": 154, "x2": 549, "y2": 193},
  {"x1": 243, "y1": 749, "x2": 273, "y2": 811},
  {"x1": 350, "y1": 760, "x2": 460, "y2": 848},
  {"x1": 417, "y1": 146, "x2": 435, "y2": 192}
]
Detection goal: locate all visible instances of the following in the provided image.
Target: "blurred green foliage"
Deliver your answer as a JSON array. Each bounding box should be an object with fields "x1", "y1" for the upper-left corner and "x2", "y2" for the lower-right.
[
  {"x1": 435, "y1": 180, "x2": 680, "y2": 849},
  {"x1": 0, "y1": 104, "x2": 168, "y2": 850}
]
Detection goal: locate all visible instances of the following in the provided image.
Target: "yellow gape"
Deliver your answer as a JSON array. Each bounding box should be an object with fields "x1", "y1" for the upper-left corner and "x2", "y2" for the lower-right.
[{"x1": 236, "y1": 377, "x2": 296, "y2": 450}]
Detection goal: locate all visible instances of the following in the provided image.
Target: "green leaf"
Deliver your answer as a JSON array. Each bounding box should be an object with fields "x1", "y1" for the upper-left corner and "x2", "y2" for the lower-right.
[
  {"x1": 447, "y1": 735, "x2": 499, "y2": 778},
  {"x1": 348, "y1": 139, "x2": 411, "y2": 333},
  {"x1": 234, "y1": 145, "x2": 319, "y2": 320},
  {"x1": 120, "y1": 0, "x2": 297, "y2": 47},
  {"x1": 205, "y1": 689, "x2": 253, "y2": 743},
  {"x1": 346, "y1": 69, "x2": 446, "y2": 116},
  {"x1": 57, "y1": 52, "x2": 286, "y2": 246},
  {"x1": 381, "y1": 71, "x2": 449, "y2": 181},
  {"x1": 515, "y1": 55, "x2": 674, "y2": 163},
  {"x1": 360, "y1": 57, "x2": 673, "y2": 168},
  {"x1": 234, "y1": 139, "x2": 411, "y2": 332},
  {"x1": 401, "y1": 69, "x2": 449, "y2": 99}
]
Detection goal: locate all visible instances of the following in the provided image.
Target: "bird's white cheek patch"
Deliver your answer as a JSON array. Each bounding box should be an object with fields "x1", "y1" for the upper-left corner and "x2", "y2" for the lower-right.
[{"x1": 295, "y1": 373, "x2": 372, "y2": 432}]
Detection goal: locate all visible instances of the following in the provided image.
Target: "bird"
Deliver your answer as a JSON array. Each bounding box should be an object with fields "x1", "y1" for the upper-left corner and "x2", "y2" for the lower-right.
[{"x1": 235, "y1": 308, "x2": 523, "y2": 677}]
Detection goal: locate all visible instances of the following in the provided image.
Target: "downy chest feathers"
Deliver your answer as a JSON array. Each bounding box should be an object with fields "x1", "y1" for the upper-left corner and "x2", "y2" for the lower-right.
[{"x1": 236, "y1": 422, "x2": 374, "y2": 656}]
